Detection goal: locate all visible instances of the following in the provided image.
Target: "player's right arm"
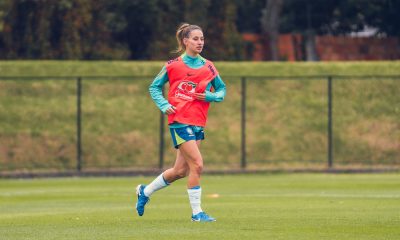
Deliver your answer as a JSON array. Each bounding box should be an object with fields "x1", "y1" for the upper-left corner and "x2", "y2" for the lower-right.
[{"x1": 149, "y1": 66, "x2": 176, "y2": 114}]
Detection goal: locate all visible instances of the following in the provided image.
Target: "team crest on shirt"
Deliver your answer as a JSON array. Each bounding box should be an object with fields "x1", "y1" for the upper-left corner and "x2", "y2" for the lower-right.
[
  {"x1": 186, "y1": 127, "x2": 194, "y2": 136},
  {"x1": 175, "y1": 81, "x2": 197, "y2": 101}
]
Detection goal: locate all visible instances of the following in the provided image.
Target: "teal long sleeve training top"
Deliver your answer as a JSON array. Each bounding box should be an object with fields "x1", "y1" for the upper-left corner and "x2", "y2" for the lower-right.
[{"x1": 149, "y1": 53, "x2": 226, "y2": 128}]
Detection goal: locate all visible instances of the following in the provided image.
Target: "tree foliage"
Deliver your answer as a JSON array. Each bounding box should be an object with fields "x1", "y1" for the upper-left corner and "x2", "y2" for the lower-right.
[
  {"x1": 261, "y1": 0, "x2": 284, "y2": 60},
  {"x1": 0, "y1": 0, "x2": 398, "y2": 60},
  {"x1": 0, "y1": 0, "x2": 245, "y2": 60},
  {"x1": 1, "y1": 0, "x2": 129, "y2": 59},
  {"x1": 358, "y1": 0, "x2": 400, "y2": 36}
]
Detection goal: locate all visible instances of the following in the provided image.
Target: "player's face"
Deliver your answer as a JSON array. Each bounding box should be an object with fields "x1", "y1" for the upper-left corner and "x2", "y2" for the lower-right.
[{"x1": 184, "y1": 30, "x2": 204, "y2": 56}]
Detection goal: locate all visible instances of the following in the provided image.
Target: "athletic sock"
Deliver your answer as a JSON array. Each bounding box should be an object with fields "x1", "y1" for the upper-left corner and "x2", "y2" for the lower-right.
[
  {"x1": 143, "y1": 173, "x2": 170, "y2": 197},
  {"x1": 187, "y1": 186, "x2": 203, "y2": 215}
]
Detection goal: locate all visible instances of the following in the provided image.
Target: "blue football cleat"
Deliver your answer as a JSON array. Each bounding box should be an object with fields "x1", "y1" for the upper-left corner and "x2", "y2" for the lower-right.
[
  {"x1": 135, "y1": 184, "x2": 149, "y2": 216},
  {"x1": 191, "y1": 212, "x2": 216, "y2": 222}
]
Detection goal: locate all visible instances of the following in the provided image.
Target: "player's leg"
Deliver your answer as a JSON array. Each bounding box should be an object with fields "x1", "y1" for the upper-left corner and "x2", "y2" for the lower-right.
[
  {"x1": 178, "y1": 140, "x2": 203, "y2": 188},
  {"x1": 179, "y1": 140, "x2": 216, "y2": 222},
  {"x1": 136, "y1": 151, "x2": 189, "y2": 217},
  {"x1": 163, "y1": 150, "x2": 189, "y2": 183},
  {"x1": 143, "y1": 149, "x2": 189, "y2": 197},
  {"x1": 136, "y1": 126, "x2": 192, "y2": 217}
]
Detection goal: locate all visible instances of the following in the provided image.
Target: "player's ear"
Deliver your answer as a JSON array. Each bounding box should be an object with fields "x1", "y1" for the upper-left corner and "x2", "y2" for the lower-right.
[{"x1": 183, "y1": 37, "x2": 188, "y2": 46}]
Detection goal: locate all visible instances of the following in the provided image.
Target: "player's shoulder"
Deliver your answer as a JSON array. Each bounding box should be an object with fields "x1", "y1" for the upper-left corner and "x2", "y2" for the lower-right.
[
  {"x1": 200, "y1": 56, "x2": 217, "y2": 72},
  {"x1": 198, "y1": 55, "x2": 212, "y2": 64},
  {"x1": 166, "y1": 57, "x2": 181, "y2": 66},
  {"x1": 204, "y1": 58, "x2": 217, "y2": 69}
]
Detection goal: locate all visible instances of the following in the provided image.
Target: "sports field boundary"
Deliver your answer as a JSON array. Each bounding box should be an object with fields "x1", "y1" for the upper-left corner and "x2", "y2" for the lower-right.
[
  {"x1": 1, "y1": 71, "x2": 399, "y2": 175},
  {"x1": 1, "y1": 167, "x2": 399, "y2": 179}
]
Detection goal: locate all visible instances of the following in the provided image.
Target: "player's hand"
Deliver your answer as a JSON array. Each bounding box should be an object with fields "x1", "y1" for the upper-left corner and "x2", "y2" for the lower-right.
[
  {"x1": 165, "y1": 106, "x2": 176, "y2": 115},
  {"x1": 193, "y1": 93, "x2": 206, "y2": 101}
]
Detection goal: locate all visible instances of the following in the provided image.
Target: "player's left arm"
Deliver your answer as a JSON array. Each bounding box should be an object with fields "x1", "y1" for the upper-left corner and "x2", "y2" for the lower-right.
[{"x1": 204, "y1": 75, "x2": 226, "y2": 102}]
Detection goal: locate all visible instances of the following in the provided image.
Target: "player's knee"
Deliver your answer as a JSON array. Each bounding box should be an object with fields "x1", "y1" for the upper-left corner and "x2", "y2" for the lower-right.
[
  {"x1": 191, "y1": 161, "x2": 203, "y2": 175},
  {"x1": 175, "y1": 168, "x2": 188, "y2": 178}
]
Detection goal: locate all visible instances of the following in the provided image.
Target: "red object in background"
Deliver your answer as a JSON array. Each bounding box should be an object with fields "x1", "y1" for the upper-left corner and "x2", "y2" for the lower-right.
[{"x1": 242, "y1": 33, "x2": 400, "y2": 61}]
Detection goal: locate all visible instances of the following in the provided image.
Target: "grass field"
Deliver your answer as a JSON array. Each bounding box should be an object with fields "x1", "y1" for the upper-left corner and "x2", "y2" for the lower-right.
[
  {"x1": 1, "y1": 174, "x2": 399, "y2": 240},
  {"x1": 1, "y1": 62, "x2": 399, "y2": 171},
  {"x1": 1, "y1": 61, "x2": 400, "y2": 77}
]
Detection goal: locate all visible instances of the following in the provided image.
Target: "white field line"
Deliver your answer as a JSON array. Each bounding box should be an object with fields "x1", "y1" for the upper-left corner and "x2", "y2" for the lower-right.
[{"x1": 220, "y1": 193, "x2": 400, "y2": 199}]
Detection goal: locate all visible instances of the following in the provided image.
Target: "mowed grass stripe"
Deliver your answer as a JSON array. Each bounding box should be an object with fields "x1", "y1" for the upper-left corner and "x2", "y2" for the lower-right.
[{"x1": 1, "y1": 174, "x2": 399, "y2": 240}]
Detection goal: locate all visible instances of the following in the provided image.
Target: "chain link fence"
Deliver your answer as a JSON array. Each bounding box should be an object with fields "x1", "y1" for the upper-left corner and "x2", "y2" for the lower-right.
[{"x1": 0, "y1": 76, "x2": 399, "y2": 176}]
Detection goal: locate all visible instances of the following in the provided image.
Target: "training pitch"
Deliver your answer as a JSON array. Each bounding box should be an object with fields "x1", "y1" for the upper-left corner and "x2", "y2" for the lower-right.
[{"x1": 0, "y1": 174, "x2": 399, "y2": 240}]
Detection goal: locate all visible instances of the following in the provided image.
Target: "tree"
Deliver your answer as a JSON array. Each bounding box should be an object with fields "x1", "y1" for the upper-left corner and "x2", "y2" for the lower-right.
[
  {"x1": 0, "y1": 0, "x2": 11, "y2": 56},
  {"x1": 108, "y1": 0, "x2": 159, "y2": 59},
  {"x1": 280, "y1": 0, "x2": 365, "y2": 61},
  {"x1": 1, "y1": 0, "x2": 128, "y2": 59},
  {"x1": 204, "y1": 0, "x2": 244, "y2": 60},
  {"x1": 357, "y1": 0, "x2": 400, "y2": 37},
  {"x1": 220, "y1": 1, "x2": 244, "y2": 60},
  {"x1": 260, "y1": 0, "x2": 284, "y2": 61},
  {"x1": 183, "y1": 0, "x2": 210, "y2": 30},
  {"x1": 236, "y1": 0, "x2": 266, "y2": 33},
  {"x1": 2, "y1": 0, "x2": 49, "y2": 58}
]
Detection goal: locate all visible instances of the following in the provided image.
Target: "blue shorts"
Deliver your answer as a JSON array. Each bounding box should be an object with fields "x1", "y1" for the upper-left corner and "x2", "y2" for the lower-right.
[{"x1": 169, "y1": 126, "x2": 205, "y2": 149}]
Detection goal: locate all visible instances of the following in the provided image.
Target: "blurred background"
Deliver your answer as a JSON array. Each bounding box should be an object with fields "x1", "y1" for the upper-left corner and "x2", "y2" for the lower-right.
[
  {"x1": 0, "y1": 0, "x2": 399, "y2": 176},
  {"x1": 1, "y1": 0, "x2": 399, "y2": 61}
]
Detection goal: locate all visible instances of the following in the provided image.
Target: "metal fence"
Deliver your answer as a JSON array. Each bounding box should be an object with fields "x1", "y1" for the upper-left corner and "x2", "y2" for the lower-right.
[{"x1": 0, "y1": 75, "x2": 399, "y2": 175}]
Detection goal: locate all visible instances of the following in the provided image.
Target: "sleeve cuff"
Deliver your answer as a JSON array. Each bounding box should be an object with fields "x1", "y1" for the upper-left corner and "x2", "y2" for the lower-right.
[
  {"x1": 205, "y1": 91, "x2": 215, "y2": 102},
  {"x1": 160, "y1": 103, "x2": 172, "y2": 113}
]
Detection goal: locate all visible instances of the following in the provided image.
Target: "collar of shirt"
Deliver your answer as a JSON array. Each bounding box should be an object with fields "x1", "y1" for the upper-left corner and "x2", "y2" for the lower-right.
[{"x1": 181, "y1": 52, "x2": 206, "y2": 69}]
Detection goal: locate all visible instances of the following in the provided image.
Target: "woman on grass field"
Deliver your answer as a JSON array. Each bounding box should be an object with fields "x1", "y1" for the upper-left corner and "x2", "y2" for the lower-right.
[{"x1": 135, "y1": 23, "x2": 226, "y2": 222}]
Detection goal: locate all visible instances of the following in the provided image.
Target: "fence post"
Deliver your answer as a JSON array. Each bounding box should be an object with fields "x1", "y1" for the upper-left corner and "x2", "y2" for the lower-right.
[
  {"x1": 76, "y1": 77, "x2": 82, "y2": 172},
  {"x1": 159, "y1": 111, "x2": 165, "y2": 170},
  {"x1": 327, "y1": 76, "x2": 333, "y2": 168},
  {"x1": 241, "y1": 77, "x2": 247, "y2": 169}
]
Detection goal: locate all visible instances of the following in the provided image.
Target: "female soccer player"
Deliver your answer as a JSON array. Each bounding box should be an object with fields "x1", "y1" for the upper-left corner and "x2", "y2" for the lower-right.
[{"x1": 135, "y1": 23, "x2": 226, "y2": 222}]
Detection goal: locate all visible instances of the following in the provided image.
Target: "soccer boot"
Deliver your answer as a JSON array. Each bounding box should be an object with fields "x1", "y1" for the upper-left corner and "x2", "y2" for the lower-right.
[
  {"x1": 191, "y1": 212, "x2": 216, "y2": 222},
  {"x1": 135, "y1": 184, "x2": 149, "y2": 216}
]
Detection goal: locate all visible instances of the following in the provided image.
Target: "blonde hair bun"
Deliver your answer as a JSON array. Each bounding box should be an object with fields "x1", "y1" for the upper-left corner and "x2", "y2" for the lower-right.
[{"x1": 174, "y1": 23, "x2": 202, "y2": 54}]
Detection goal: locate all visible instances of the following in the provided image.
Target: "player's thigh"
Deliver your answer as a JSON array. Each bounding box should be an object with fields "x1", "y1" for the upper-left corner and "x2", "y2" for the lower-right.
[
  {"x1": 173, "y1": 149, "x2": 189, "y2": 171},
  {"x1": 171, "y1": 141, "x2": 200, "y2": 175},
  {"x1": 196, "y1": 140, "x2": 201, "y2": 148},
  {"x1": 178, "y1": 140, "x2": 203, "y2": 168}
]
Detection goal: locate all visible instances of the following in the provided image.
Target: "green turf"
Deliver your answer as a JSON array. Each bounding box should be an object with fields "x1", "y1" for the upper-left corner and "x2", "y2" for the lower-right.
[
  {"x1": 1, "y1": 61, "x2": 399, "y2": 171},
  {"x1": 1, "y1": 61, "x2": 400, "y2": 77},
  {"x1": 0, "y1": 174, "x2": 399, "y2": 240},
  {"x1": 1, "y1": 77, "x2": 399, "y2": 171}
]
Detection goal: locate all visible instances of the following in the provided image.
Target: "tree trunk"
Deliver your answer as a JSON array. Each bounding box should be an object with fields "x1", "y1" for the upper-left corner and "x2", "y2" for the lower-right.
[
  {"x1": 261, "y1": 0, "x2": 284, "y2": 61},
  {"x1": 304, "y1": 29, "x2": 318, "y2": 61}
]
